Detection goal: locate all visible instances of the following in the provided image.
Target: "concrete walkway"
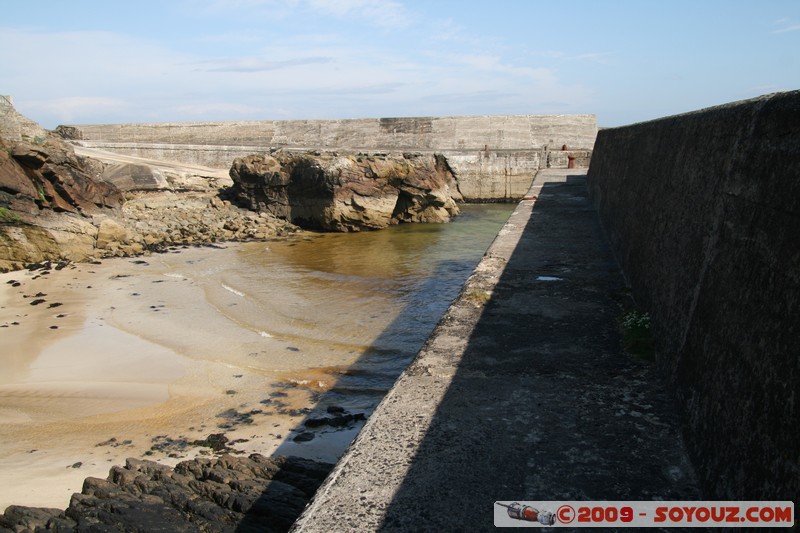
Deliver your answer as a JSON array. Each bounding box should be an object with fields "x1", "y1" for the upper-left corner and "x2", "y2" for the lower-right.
[{"x1": 292, "y1": 169, "x2": 700, "y2": 532}]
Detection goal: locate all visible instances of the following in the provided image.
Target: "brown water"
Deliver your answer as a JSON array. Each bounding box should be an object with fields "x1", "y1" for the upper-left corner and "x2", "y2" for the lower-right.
[{"x1": 0, "y1": 203, "x2": 513, "y2": 509}]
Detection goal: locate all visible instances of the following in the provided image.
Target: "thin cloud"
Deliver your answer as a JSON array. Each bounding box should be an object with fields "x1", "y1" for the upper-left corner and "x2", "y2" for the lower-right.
[
  {"x1": 538, "y1": 50, "x2": 612, "y2": 64},
  {"x1": 201, "y1": 0, "x2": 411, "y2": 29},
  {"x1": 195, "y1": 56, "x2": 333, "y2": 72},
  {"x1": 173, "y1": 102, "x2": 266, "y2": 117},
  {"x1": 451, "y1": 54, "x2": 556, "y2": 83},
  {"x1": 308, "y1": 0, "x2": 412, "y2": 29},
  {"x1": 771, "y1": 18, "x2": 800, "y2": 33}
]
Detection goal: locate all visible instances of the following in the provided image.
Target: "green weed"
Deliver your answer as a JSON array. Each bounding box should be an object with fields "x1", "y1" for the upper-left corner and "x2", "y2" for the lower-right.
[
  {"x1": 621, "y1": 310, "x2": 654, "y2": 361},
  {"x1": 0, "y1": 207, "x2": 20, "y2": 224}
]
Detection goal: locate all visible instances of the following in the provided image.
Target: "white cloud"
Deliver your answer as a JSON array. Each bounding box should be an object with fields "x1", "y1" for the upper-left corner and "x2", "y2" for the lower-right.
[
  {"x1": 0, "y1": 5, "x2": 593, "y2": 127},
  {"x1": 450, "y1": 54, "x2": 557, "y2": 83}
]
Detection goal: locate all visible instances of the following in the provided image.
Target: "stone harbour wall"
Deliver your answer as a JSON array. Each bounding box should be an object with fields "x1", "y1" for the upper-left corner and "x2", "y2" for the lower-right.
[
  {"x1": 587, "y1": 91, "x2": 800, "y2": 500},
  {"x1": 66, "y1": 114, "x2": 597, "y2": 152},
  {"x1": 64, "y1": 114, "x2": 597, "y2": 201}
]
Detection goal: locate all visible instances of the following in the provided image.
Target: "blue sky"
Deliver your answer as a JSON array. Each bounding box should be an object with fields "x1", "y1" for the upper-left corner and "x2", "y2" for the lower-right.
[{"x1": 2, "y1": 0, "x2": 799, "y2": 128}]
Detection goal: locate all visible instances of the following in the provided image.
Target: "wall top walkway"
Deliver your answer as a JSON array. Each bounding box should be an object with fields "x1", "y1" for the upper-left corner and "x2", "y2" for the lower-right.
[{"x1": 291, "y1": 169, "x2": 699, "y2": 531}]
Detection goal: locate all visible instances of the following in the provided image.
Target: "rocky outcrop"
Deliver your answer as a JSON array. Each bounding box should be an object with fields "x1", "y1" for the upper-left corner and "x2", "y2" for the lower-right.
[
  {"x1": 0, "y1": 134, "x2": 126, "y2": 270},
  {"x1": 1, "y1": 105, "x2": 296, "y2": 272},
  {"x1": 1, "y1": 137, "x2": 123, "y2": 216},
  {"x1": 230, "y1": 151, "x2": 462, "y2": 231},
  {"x1": 0, "y1": 453, "x2": 333, "y2": 533}
]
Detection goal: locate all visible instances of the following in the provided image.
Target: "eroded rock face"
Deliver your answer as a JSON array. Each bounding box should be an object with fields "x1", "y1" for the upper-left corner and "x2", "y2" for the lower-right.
[
  {"x1": 0, "y1": 106, "x2": 295, "y2": 271},
  {"x1": 0, "y1": 136, "x2": 127, "y2": 270},
  {"x1": 2, "y1": 138, "x2": 124, "y2": 216},
  {"x1": 230, "y1": 151, "x2": 462, "y2": 231}
]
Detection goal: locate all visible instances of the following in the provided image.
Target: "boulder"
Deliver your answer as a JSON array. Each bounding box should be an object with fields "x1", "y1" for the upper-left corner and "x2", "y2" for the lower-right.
[
  {"x1": 95, "y1": 217, "x2": 130, "y2": 250},
  {"x1": 102, "y1": 163, "x2": 169, "y2": 191},
  {"x1": 230, "y1": 151, "x2": 462, "y2": 231}
]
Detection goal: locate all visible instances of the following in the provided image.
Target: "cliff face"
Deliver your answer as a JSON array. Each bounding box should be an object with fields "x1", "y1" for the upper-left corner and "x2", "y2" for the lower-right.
[
  {"x1": 230, "y1": 151, "x2": 462, "y2": 232},
  {"x1": 0, "y1": 134, "x2": 126, "y2": 270},
  {"x1": 1, "y1": 137, "x2": 123, "y2": 216}
]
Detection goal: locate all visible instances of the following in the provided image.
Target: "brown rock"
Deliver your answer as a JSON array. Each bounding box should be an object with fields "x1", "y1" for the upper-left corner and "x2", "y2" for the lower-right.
[
  {"x1": 230, "y1": 151, "x2": 461, "y2": 231},
  {"x1": 95, "y1": 218, "x2": 130, "y2": 249}
]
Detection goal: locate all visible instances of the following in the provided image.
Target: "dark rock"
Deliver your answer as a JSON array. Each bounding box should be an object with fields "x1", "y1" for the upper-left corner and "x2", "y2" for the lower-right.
[
  {"x1": 292, "y1": 432, "x2": 315, "y2": 443},
  {"x1": 303, "y1": 412, "x2": 366, "y2": 429},
  {"x1": 0, "y1": 505, "x2": 66, "y2": 531},
  {"x1": 192, "y1": 433, "x2": 230, "y2": 452},
  {"x1": 0, "y1": 453, "x2": 334, "y2": 532}
]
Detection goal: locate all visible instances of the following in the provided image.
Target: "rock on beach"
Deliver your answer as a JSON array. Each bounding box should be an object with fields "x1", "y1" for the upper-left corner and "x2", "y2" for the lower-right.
[{"x1": 0, "y1": 454, "x2": 334, "y2": 533}]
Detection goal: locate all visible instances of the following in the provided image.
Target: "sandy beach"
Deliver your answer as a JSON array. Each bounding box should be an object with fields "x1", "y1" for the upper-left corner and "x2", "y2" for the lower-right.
[
  {"x1": 0, "y1": 204, "x2": 514, "y2": 513},
  {"x1": 0, "y1": 243, "x2": 378, "y2": 511}
]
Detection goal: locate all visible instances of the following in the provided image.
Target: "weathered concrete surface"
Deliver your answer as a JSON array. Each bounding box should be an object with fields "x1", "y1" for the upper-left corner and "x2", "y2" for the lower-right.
[
  {"x1": 587, "y1": 91, "x2": 800, "y2": 500},
  {"x1": 63, "y1": 115, "x2": 596, "y2": 201},
  {"x1": 67, "y1": 114, "x2": 597, "y2": 152},
  {"x1": 293, "y1": 170, "x2": 699, "y2": 532}
]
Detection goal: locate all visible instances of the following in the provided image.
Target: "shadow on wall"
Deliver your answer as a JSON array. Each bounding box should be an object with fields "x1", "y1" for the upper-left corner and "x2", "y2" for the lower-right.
[
  {"x1": 587, "y1": 90, "x2": 800, "y2": 501},
  {"x1": 275, "y1": 174, "x2": 700, "y2": 532},
  {"x1": 371, "y1": 176, "x2": 699, "y2": 531}
]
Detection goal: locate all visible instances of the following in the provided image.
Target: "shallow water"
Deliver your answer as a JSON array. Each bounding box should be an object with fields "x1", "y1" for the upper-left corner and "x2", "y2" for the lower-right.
[{"x1": 0, "y1": 203, "x2": 514, "y2": 509}]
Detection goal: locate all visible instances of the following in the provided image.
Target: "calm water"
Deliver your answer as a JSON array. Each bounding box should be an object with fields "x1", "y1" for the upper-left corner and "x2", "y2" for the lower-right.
[
  {"x1": 216, "y1": 203, "x2": 515, "y2": 410},
  {"x1": 0, "y1": 203, "x2": 515, "y2": 509}
]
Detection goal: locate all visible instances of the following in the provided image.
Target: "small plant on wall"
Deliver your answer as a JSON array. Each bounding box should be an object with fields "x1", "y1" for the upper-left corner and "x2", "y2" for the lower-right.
[{"x1": 621, "y1": 309, "x2": 654, "y2": 361}]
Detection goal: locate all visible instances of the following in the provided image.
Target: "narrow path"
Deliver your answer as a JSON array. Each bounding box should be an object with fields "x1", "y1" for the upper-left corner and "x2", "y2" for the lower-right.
[{"x1": 291, "y1": 169, "x2": 700, "y2": 532}]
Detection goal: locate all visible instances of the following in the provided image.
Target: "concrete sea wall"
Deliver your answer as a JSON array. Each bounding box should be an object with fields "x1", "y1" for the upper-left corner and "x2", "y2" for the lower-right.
[
  {"x1": 66, "y1": 114, "x2": 596, "y2": 201},
  {"x1": 67, "y1": 114, "x2": 597, "y2": 151},
  {"x1": 587, "y1": 91, "x2": 799, "y2": 499}
]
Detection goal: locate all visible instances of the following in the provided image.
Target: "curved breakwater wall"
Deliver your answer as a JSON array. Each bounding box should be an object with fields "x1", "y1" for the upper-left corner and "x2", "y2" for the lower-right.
[
  {"x1": 65, "y1": 114, "x2": 596, "y2": 201},
  {"x1": 587, "y1": 91, "x2": 799, "y2": 499}
]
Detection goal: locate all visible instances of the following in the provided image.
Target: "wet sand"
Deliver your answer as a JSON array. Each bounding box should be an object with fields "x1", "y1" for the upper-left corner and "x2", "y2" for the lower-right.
[
  {"x1": 0, "y1": 205, "x2": 516, "y2": 512},
  {"x1": 0, "y1": 244, "x2": 373, "y2": 511}
]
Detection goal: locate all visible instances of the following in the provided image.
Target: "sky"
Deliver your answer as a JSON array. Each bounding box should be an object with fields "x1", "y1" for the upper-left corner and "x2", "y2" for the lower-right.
[{"x1": 2, "y1": 0, "x2": 799, "y2": 129}]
